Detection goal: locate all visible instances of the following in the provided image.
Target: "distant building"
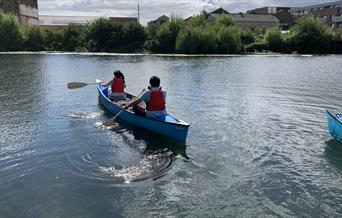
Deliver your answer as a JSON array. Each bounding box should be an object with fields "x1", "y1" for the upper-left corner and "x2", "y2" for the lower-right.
[
  {"x1": 273, "y1": 11, "x2": 297, "y2": 30},
  {"x1": 207, "y1": 7, "x2": 230, "y2": 16},
  {"x1": 247, "y1": 6, "x2": 296, "y2": 29},
  {"x1": 0, "y1": 0, "x2": 39, "y2": 25},
  {"x1": 291, "y1": 1, "x2": 342, "y2": 28},
  {"x1": 247, "y1": 7, "x2": 292, "y2": 14},
  {"x1": 148, "y1": 15, "x2": 169, "y2": 28},
  {"x1": 208, "y1": 12, "x2": 279, "y2": 29},
  {"x1": 39, "y1": 15, "x2": 138, "y2": 29},
  {"x1": 184, "y1": 16, "x2": 193, "y2": 22},
  {"x1": 110, "y1": 17, "x2": 137, "y2": 24}
]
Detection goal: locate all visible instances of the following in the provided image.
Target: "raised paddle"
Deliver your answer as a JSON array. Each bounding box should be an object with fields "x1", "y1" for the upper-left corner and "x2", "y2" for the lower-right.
[
  {"x1": 103, "y1": 89, "x2": 146, "y2": 127},
  {"x1": 67, "y1": 82, "x2": 99, "y2": 89}
]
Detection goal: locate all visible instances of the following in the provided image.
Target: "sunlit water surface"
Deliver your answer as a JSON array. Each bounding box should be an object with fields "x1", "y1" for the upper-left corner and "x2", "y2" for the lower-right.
[{"x1": 1, "y1": 53, "x2": 342, "y2": 217}]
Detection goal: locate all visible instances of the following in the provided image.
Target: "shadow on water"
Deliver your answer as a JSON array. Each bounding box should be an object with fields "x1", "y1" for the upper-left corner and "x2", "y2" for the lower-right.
[{"x1": 325, "y1": 139, "x2": 342, "y2": 170}]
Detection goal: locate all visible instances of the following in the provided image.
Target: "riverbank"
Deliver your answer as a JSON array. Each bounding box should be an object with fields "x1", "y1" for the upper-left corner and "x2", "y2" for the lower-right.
[
  {"x1": 0, "y1": 51, "x2": 319, "y2": 57},
  {"x1": 1, "y1": 13, "x2": 341, "y2": 55}
]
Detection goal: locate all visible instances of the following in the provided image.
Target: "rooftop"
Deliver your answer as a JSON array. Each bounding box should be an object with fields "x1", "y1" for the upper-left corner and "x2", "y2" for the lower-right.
[{"x1": 210, "y1": 13, "x2": 279, "y2": 22}]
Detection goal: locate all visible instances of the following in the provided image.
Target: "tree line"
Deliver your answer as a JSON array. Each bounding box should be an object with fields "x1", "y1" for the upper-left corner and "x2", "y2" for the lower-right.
[{"x1": 0, "y1": 12, "x2": 341, "y2": 54}]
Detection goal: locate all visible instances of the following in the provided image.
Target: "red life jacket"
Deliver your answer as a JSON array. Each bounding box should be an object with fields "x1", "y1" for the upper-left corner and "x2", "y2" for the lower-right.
[
  {"x1": 111, "y1": 77, "x2": 124, "y2": 93},
  {"x1": 146, "y1": 88, "x2": 165, "y2": 111}
]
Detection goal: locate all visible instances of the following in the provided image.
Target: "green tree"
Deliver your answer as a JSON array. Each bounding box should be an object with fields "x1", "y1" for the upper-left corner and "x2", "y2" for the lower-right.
[
  {"x1": 215, "y1": 15, "x2": 235, "y2": 27},
  {"x1": 286, "y1": 16, "x2": 333, "y2": 53},
  {"x1": 121, "y1": 22, "x2": 146, "y2": 52},
  {"x1": 45, "y1": 29, "x2": 63, "y2": 51},
  {"x1": 24, "y1": 26, "x2": 46, "y2": 51},
  {"x1": 153, "y1": 16, "x2": 184, "y2": 53},
  {"x1": 241, "y1": 29, "x2": 257, "y2": 45},
  {"x1": 62, "y1": 24, "x2": 87, "y2": 51},
  {"x1": 87, "y1": 18, "x2": 121, "y2": 52},
  {"x1": 216, "y1": 26, "x2": 242, "y2": 54},
  {"x1": 0, "y1": 13, "x2": 23, "y2": 51},
  {"x1": 264, "y1": 27, "x2": 284, "y2": 52},
  {"x1": 87, "y1": 18, "x2": 145, "y2": 52},
  {"x1": 333, "y1": 28, "x2": 342, "y2": 41},
  {"x1": 187, "y1": 14, "x2": 207, "y2": 28},
  {"x1": 176, "y1": 27, "x2": 216, "y2": 54}
]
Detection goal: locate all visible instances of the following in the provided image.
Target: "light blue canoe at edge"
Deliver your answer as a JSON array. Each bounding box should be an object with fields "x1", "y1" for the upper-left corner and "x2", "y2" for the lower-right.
[
  {"x1": 327, "y1": 110, "x2": 342, "y2": 144},
  {"x1": 96, "y1": 82, "x2": 190, "y2": 141}
]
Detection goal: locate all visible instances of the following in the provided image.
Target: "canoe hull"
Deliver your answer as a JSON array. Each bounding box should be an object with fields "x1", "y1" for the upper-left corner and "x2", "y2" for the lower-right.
[
  {"x1": 97, "y1": 83, "x2": 189, "y2": 142},
  {"x1": 327, "y1": 110, "x2": 342, "y2": 144}
]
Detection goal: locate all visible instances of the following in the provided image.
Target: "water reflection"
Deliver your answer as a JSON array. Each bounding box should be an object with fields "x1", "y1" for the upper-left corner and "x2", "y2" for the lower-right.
[{"x1": 2, "y1": 54, "x2": 342, "y2": 217}]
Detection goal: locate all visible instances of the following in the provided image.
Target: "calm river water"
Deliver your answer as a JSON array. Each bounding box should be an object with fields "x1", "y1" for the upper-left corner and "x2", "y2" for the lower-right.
[{"x1": 1, "y1": 53, "x2": 342, "y2": 217}]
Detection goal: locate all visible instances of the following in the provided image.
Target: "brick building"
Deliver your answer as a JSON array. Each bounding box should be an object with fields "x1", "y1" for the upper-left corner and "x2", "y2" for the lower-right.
[
  {"x1": 0, "y1": 0, "x2": 39, "y2": 25},
  {"x1": 291, "y1": 1, "x2": 342, "y2": 28}
]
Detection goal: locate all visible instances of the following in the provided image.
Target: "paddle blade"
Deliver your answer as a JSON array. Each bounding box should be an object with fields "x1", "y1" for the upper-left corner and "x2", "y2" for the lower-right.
[
  {"x1": 103, "y1": 117, "x2": 116, "y2": 126},
  {"x1": 103, "y1": 110, "x2": 124, "y2": 126},
  {"x1": 67, "y1": 82, "x2": 90, "y2": 89}
]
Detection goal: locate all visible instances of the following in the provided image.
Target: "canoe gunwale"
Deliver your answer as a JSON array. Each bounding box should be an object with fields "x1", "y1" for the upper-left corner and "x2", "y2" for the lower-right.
[{"x1": 327, "y1": 110, "x2": 342, "y2": 126}]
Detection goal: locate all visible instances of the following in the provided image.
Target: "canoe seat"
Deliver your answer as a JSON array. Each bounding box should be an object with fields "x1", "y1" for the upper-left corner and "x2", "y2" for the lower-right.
[
  {"x1": 337, "y1": 115, "x2": 342, "y2": 122},
  {"x1": 152, "y1": 115, "x2": 178, "y2": 123}
]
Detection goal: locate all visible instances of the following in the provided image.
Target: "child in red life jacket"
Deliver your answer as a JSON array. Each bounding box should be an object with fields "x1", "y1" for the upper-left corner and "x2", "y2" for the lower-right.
[
  {"x1": 104, "y1": 70, "x2": 126, "y2": 101},
  {"x1": 124, "y1": 76, "x2": 167, "y2": 118}
]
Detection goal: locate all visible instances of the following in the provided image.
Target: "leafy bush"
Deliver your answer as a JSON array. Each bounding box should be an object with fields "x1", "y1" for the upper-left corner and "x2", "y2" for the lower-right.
[
  {"x1": 87, "y1": 18, "x2": 145, "y2": 52},
  {"x1": 87, "y1": 18, "x2": 119, "y2": 52},
  {"x1": 24, "y1": 26, "x2": 47, "y2": 51},
  {"x1": 216, "y1": 26, "x2": 242, "y2": 54},
  {"x1": 241, "y1": 29, "x2": 257, "y2": 45},
  {"x1": 120, "y1": 22, "x2": 146, "y2": 52},
  {"x1": 0, "y1": 13, "x2": 23, "y2": 51},
  {"x1": 333, "y1": 28, "x2": 342, "y2": 41},
  {"x1": 62, "y1": 24, "x2": 87, "y2": 51},
  {"x1": 285, "y1": 16, "x2": 333, "y2": 53},
  {"x1": 245, "y1": 41, "x2": 265, "y2": 52},
  {"x1": 176, "y1": 15, "x2": 242, "y2": 54},
  {"x1": 44, "y1": 29, "x2": 63, "y2": 51},
  {"x1": 264, "y1": 27, "x2": 284, "y2": 52},
  {"x1": 153, "y1": 16, "x2": 184, "y2": 53},
  {"x1": 187, "y1": 14, "x2": 207, "y2": 28},
  {"x1": 215, "y1": 15, "x2": 235, "y2": 27},
  {"x1": 176, "y1": 26, "x2": 216, "y2": 54}
]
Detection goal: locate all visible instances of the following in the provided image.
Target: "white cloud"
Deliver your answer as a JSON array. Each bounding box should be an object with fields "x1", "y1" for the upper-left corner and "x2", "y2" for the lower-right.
[{"x1": 38, "y1": 0, "x2": 338, "y2": 25}]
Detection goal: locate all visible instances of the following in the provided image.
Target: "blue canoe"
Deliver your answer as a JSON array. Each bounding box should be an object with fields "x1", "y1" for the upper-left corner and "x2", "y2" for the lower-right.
[
  {"x1": 327, "y1": 110, "x2": 342, "y2": 144},
  {"x1": 96, "y1": 80, "x2": 190, "y2": 142}
]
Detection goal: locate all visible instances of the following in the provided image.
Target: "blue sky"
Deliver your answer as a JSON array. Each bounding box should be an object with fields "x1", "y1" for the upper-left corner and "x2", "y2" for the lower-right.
[{"x1": 38, "y1": 0, "x2": 338, "y2": 25}]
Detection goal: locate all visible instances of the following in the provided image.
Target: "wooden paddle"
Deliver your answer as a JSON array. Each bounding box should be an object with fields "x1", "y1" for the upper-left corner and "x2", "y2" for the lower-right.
[
  {"x1": 67, "y1": 82, "x2": 99, "y2": 89},
  {"x1": 103, "y1": 89, "x2": 146, "y2": 126}
]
